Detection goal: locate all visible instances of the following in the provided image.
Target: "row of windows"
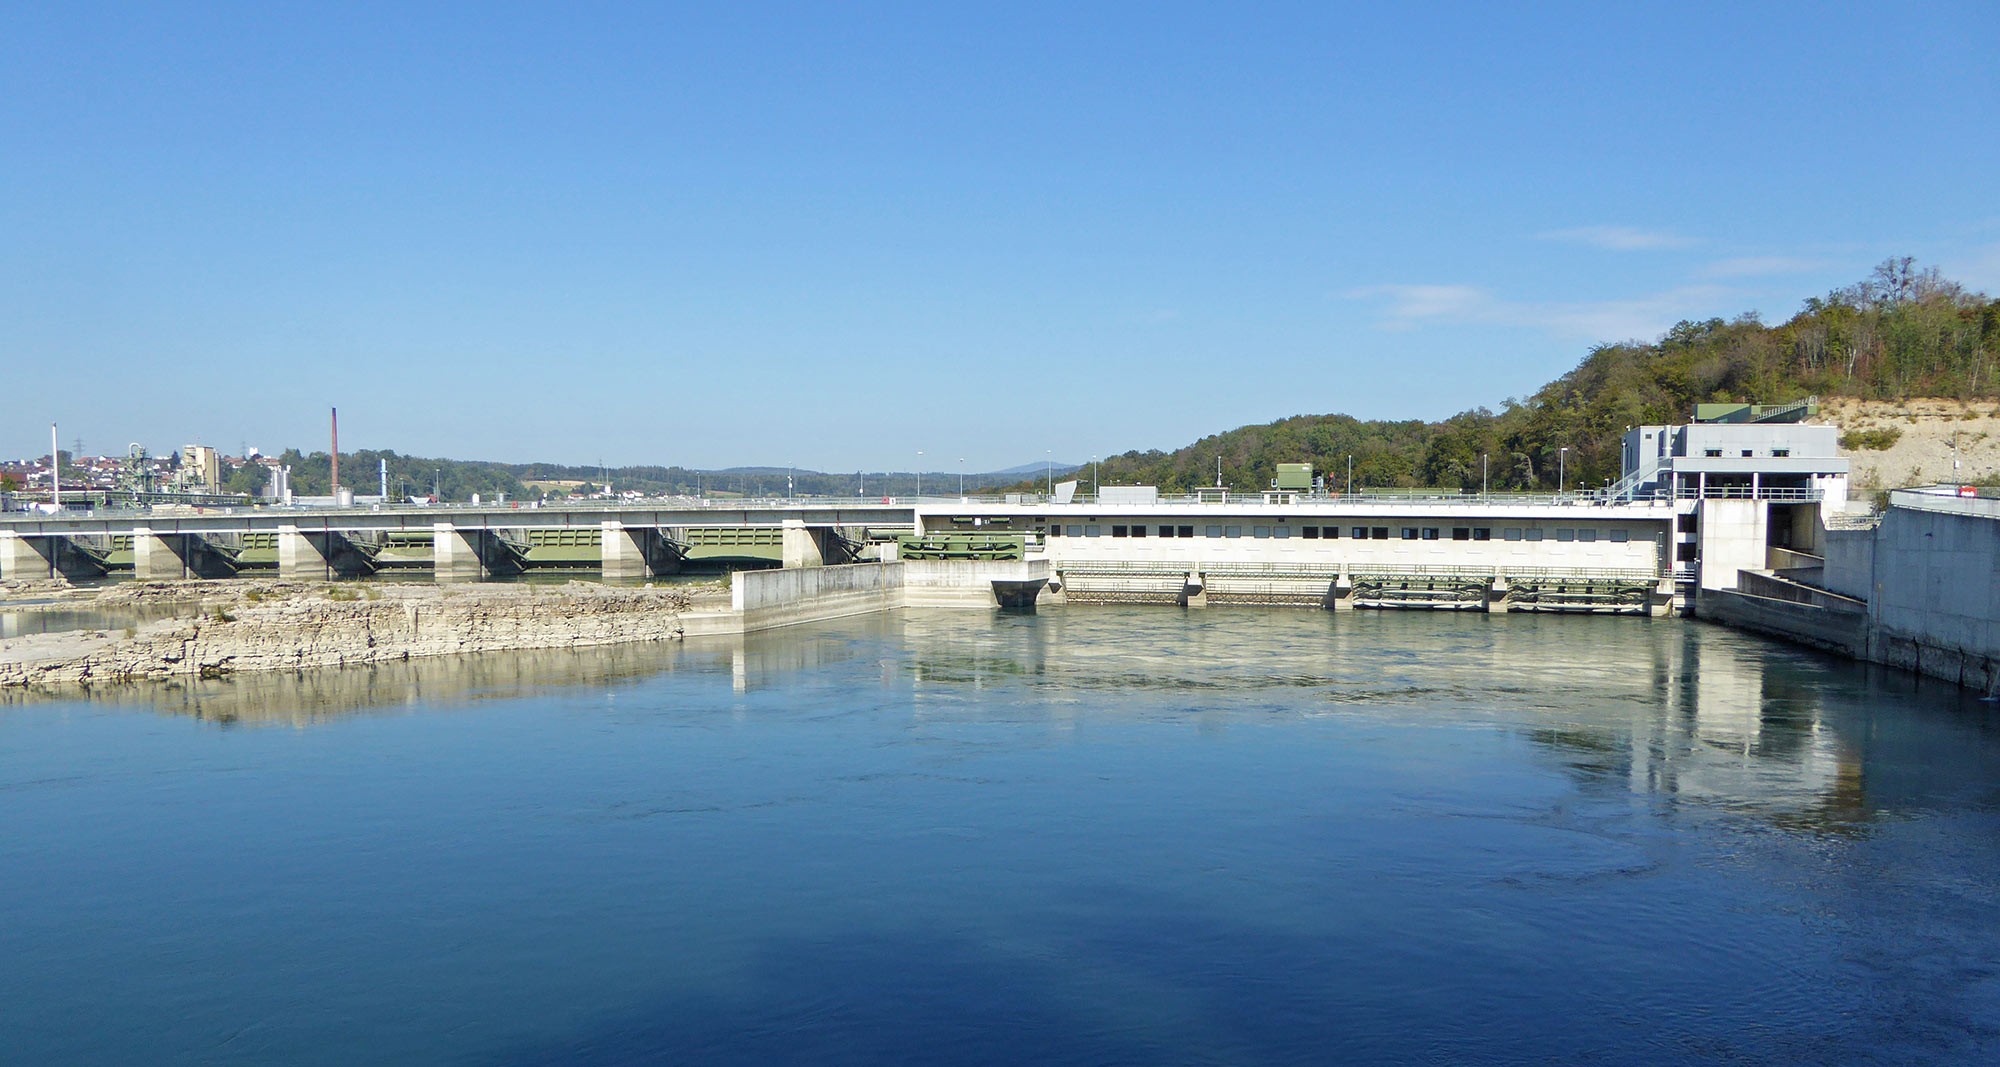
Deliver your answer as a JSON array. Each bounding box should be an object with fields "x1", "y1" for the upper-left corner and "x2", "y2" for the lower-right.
[
  {"x1": 1701, "y1": 448, "x2": 1792, "y2": 457},
  {"x1": 1048, "y1": 524, "x2": 1632, "y2": 543}
]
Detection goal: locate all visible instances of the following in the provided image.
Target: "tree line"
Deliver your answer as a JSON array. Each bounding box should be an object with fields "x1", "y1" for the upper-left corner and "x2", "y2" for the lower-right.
[{"x1": 1081, "y1": 259, "x2": 1999, "y2": 494}]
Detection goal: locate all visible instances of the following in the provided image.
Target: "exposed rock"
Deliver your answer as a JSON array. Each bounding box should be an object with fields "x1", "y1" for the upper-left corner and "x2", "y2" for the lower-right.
[
  {"x1": 1, "y1": 579, "x2": 712, "y2": 691},
  {"x1": 0, "y1": 576, "x2": 78, "y2": 600},
  {"x1": 1816, "y1": 397, "x2": 2000, "y2": 494}
]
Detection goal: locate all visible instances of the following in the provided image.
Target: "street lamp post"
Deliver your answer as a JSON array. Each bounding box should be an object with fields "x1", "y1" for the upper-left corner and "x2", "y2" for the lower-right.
[
  {"x1": 915, "y1": 451, "x2": 923, "y2": 499},
  {"x1": 1482, "y1": 453, "x2": 1489, "y2": 500},
  {"x1": 1557, "y1": 447, "x2": 1567, "y2": 500},
  {"x1": 1090, "y1": 455, "x2": 1098, "y2": 494},
  {"x1": 958, "y1": 458, "x2": 965, "y2": 500},
  {"x1": 1347, "y1": 455, "x2": 1354, "y2": 496},
  {"x1": 1046, "y1": 449, "x2": 1053, "y2": 496}
]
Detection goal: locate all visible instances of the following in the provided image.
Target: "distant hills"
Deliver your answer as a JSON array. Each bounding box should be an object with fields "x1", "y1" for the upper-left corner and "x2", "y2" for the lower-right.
[
  {"x1": 255, "y1": 261, "x2": 1998, "y2": 502},
  {"x1": 988, "y1": 460, "x2": 1083, "y2": 477},
  {"x1": 264, "y1": 453, "x2": 1085, "y2": 501}
]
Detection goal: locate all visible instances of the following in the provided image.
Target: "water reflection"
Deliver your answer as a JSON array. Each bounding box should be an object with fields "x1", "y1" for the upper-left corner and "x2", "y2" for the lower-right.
[
  {"x1": 9, "y1": 605, "x2": 1998, "y2": 835},
  {"x1": 8, "y1": 606, "x2": 2000, "y2": 1064},
  {"x1": 0, "y1": 642, "x2": 691, "y2": 724},
  {"x1": 0, "y1": 603, "x2": 185, "y2": 639},
  {"x1": 881, "y1": 608, "x2": 2000, "y2": 836}
]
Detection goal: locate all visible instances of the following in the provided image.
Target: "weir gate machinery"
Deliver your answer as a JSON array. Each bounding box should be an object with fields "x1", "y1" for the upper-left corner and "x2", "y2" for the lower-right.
[
  {"x1": 895, "y1": 532, "x2": 1027, "y2": 561},
  {"x1": 3, "y1": 523, "x2": 878, "y2": 579},
  {"x1": 1051, "y1": 560, "x2": 1663, "y2": 614}
]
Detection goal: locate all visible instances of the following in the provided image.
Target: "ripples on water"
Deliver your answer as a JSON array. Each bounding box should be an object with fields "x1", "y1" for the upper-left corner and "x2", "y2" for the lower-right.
[{"x1": 4, "y1": 607, "x2": 2000, "y2": 1065}]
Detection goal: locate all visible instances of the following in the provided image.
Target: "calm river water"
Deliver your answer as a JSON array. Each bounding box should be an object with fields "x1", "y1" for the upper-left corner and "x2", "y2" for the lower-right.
[{"x1": 5, "y1": 608, "x2": 2000, "y2": 1065}]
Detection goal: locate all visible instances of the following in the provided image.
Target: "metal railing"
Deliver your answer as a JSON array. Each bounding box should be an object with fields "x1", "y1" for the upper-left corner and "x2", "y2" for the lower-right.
[
  {"x1": 1672, "y1": 486, "x2": 1823, "y2": 502},
  {"x1": 1890, "y1": 488, "x2": 2000, "y2": 520},
  {"x1": 989, "y1": 486, "x2": 1822, "y2": 508},
  {"x1": 1014, "y1": 489, "x2": 1679, "y2": 509},
  {"x1": 6, "y1": 483, "x2": 1837, "y2": 526}
]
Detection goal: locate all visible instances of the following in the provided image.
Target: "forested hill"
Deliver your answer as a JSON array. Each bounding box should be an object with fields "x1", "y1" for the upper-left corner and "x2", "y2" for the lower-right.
[{"x1": 1090, "y1": 259, "x2": 2000, "y2": 494}]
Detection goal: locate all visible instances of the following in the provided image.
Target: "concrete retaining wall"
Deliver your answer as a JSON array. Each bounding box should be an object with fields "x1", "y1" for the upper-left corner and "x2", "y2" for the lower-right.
[
  {"x1": 1865, "y1": 506, "x2": 2000, "y2": 692},
  {"x1": 1707, "y1": 502, "x2": 1999, "y2": 694},
  {"x1": 731, "y1": 561, "x2": 905, "y2": 632},
  {"x1": 901, "y1": 559, "x2": 1052, "y2": 607},
  {"x1": 1820, "y1": 525, "x2": 1876, "y2": 601},
  {"x1": 1706, "y1": 589, "x2": 1868, "y2": 657}
]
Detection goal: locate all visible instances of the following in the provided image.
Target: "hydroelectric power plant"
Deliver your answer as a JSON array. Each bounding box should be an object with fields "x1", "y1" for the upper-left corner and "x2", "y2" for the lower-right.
[{"x1": 3, "y1": 401, "x2": 1994, "y2": 689}]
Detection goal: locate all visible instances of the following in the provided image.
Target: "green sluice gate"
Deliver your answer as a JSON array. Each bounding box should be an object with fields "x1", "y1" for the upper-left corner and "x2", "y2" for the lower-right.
[
  {"x1": 680, "y1": 527, "x2": 785, "y2": 564},
  {"x1": 523, "y1": 527, "x2": 601, "y2": 566},
  {"x1": 897, "y1": 533, "x2": 1026, "y2": 561}
]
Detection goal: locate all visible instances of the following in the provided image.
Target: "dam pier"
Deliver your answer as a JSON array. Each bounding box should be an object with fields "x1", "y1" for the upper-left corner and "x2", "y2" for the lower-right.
[{"x1": 5, "y1": 402, "x2": 1995, "y2": 690}]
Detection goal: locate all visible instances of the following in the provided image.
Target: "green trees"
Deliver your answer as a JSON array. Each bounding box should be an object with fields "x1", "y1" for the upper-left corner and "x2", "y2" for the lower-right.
[
  {"x1": 223, "y1": 461, "x2": 269, "y2": 495},
  {"x1": 1087, "y1": 261, "x2": 1998, "y2": 492},
  {"x1": 273, "y1": 449, "x2": 527, "y2": 501}
]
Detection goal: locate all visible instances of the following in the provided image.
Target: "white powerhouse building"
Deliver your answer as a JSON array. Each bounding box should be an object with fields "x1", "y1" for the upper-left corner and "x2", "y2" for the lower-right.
[{"x1": 911, "y1": 402, "x2": 1849, "y2": 613}]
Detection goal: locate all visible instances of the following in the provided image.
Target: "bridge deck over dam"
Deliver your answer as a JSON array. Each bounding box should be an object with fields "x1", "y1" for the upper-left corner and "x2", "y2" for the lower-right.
[
  {"x1": 0, "y1": 501, "x2": 918, "y2": 581},
  {"x1": 2, "y1": 488, "x2": 1827, "y2": 618}
]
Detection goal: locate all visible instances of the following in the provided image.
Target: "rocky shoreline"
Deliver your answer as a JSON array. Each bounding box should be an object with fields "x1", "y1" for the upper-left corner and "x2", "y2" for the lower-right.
[{"x1": 0, "y1": 578, "x2": 723, "y2": 691}]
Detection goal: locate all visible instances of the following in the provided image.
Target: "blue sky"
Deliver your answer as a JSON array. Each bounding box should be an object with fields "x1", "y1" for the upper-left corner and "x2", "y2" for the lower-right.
[{"x1": 6, "y1": 2, "x2": 1997, "y2": 471}]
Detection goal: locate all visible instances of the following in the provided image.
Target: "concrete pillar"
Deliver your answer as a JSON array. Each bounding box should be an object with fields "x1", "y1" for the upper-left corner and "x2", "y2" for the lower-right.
[
  {"x1": 132, "y1": 528, "x2": 190, "y2": 580},
  {"x1": 781, "y1": 520, "x2": 824, "y2": 569},
  {"x1": 992, "y1": 578, "x2": 1048, "y2": 611},
  {"x1": 433, "y1": 523, "x2": 484, "y2": 580},
  {"x1": 278, "y1": 525, "x2": 332, "y2": 579},
  {"x1": 1330, "y1": 573, "x2": 1354, "y2": 610},
  {"x1": 0, "y1": 531, "x2": 55, "y2": 579},
  {"x1": 602, "y1": 521, "x2": 651, "y2": 579},
  {"x1": 1182, "y1": 570, "x2": 1207, "y2": 608}
]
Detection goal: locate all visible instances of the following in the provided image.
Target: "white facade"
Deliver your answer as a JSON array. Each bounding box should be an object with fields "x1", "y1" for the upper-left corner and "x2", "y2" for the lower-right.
[
  {"x1": 922, "y1": 498, "x2": 1676, "y2": 577},
  {"x1": 1621, "y1": 421, "x2": 1848, "y2": 510}
]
